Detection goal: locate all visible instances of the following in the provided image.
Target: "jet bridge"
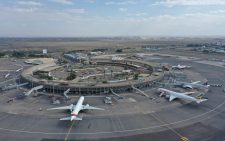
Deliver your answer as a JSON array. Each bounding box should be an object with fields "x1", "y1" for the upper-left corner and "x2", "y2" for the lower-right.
[
  {"x1": 2, "y1": 82, "x2": 28, "y2": 91},
  {"x1": 131, "y1": 85, "x2": 149, "y2": 98},
  {"x1": 25, "y1": 85, "x2": 43, "y2": 96},
  {"x1": 63, "y1": 88, "x2": 70, "y2": 99},
  {"x1": 110, "y1": 88, "x2": 124, "y2": 100}
]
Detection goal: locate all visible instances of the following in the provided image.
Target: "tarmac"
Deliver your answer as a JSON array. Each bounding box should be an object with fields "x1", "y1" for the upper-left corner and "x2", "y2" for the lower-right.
[{"x1": 0, "y1": 56, "x2": 225, "y2": 141}]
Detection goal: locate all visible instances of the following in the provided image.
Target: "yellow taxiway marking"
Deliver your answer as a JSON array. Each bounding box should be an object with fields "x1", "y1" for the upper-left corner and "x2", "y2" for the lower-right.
[
  {"x1": 181, "y1": 136, "x2": 190, "y2": 141},
  {"x1": 64, "y1": 121, "x2": 75, "y2": 141},
  {"x1": 151, "y1": 113, "x2": 190, "y2": 141}
]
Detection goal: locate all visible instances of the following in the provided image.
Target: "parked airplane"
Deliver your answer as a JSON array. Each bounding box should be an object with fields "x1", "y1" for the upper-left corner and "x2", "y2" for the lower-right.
[
  {"x1": 172, "y1": 64, "x2": 191, "y2": 70},
  {"x1": 173, "y1": 80, "x2": 210, "y2": 89},
  {"x1": 24, "y1": 60, "x2": 32, "y2": 64},
  {"x1": 47, "y1": 96, "x2": 104, "y2": 121},
  {"x1": 157, "y1": 88, "x2": 208, "y2": 104}
]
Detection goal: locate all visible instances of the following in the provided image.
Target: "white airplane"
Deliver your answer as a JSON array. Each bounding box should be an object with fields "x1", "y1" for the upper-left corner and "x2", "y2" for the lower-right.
[
  {"x1": 172, "y1": 64, "x2": 191, "y2": 70},
  {"x1": 47, "y1": 96, "x2": 104, "y2": 121},
  {"x1": 16, "y1": 67, "x2": 23, "y2": 72},
  {"x1": 173, "y1": 80, "x2": 210, "y2": 89},
  {"x1": 157, "y1": 88, "x2": 208, "y2": 104},
  {"x1": 24, "y1": 60, "x2": 32, "y2": 64},
  {"x1": 4, "y1": 73, "x2": 10, "y2": 79}
]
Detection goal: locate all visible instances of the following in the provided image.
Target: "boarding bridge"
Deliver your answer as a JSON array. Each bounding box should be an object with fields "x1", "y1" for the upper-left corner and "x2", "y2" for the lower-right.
[
  {"x1": 2, "y1": 82, "x2": 28, "y2": 91},
  {"x1": 110, "y1": 88, "x2": 124, "y2": 99},
  {"x1": 131, "y1": 85, "x2": 149, "y2": 98},
  {"x1": 25, "y1": 85, "x2": 43, "y2": 96},
  {"x1": 63, "y1": 88, "x2": 70, "y2": 99}
]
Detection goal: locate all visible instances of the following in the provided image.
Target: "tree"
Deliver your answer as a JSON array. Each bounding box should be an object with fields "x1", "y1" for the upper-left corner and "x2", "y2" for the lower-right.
[
  {"x1": 133, "y1": 73, "x2": 139, "y2": 80},
  {"x1": 111, "y1": 70, "x2": 113, "y2": 78},
  {"x1": 103, "y1": 68, "x2": 106, "y2": 78},
  {"x1": 0, "y1": 52, "x2": 5, "y2": 58},
  {"x1": 116, "y1": 49, "x2": 123, "y2": 53},
  {"x1": 12, "y1": 51, "x2": 26, "y2": 58},
  {"x1": 66, "y1": 71, "x2": 76, "y2": 80}
]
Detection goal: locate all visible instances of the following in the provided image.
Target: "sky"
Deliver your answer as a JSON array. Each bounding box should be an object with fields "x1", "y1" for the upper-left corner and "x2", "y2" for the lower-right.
[{"x1": 1, "y1": 0, "x2": 225, "y2": 37}]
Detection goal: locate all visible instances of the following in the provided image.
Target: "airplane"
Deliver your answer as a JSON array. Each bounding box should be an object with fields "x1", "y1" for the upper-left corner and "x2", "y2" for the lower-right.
[
  {"x1": 172, "y1": 64, "x2": 191, "y2": 70},
  {"x1": 47, "y1": 96, "x2": 104, "y2": 121},
  {"x1": 173, "y1": 80, "x2": 210, "y2": 89},
  {"x1": 157, "y1": 88, "x2": 208, "y2": 104},
  {"x1": 24, "y1": 60, "x2": 32, "y2": 64}
]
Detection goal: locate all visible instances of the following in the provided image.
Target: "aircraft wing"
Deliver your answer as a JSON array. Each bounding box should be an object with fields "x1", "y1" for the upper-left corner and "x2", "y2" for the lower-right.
[
  {"x1": 183, "y1": 85, "x2": 193, "y2": 89},
  {"x1": 60, "y1": 116, "x2": 82, "y2": 121},
  {"x1": 192, "y1": 81, "x2": 201, "y2": 84},
  {"x1": 82, "y1": 105, "x2": 105, "y2": 110},
  {"x1": 47, "y1": 105, "x2": 74, "y2": 111},
  {"x1": 183, "y1": 92, "x2": 195, "y2": 95},
  {"x1": 169, "y1": 95, "x2": 177, "y2": 101}
]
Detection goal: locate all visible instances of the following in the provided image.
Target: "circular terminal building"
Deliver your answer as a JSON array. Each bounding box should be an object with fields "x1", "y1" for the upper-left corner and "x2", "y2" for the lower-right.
[{"x1": 21, "y1": 58, "x2": 164, "y2": 95}]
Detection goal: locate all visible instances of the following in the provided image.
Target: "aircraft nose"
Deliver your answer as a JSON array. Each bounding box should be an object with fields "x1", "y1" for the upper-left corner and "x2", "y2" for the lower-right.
[{"x1": 71, "y1": 116, "x2": 75, "y2": 121}]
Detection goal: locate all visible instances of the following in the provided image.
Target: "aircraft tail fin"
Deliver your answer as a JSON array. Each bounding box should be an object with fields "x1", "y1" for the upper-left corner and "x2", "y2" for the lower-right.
[{"x1": 192, "y1": 81, "x2": 201, "y2": 84}]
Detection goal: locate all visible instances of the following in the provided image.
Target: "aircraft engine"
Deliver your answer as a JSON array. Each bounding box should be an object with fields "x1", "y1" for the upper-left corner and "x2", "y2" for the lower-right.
[
  {"x1": 165, "y1": 95, "x2": 170, "y2": 98},
  {"x1": 70, "y1": 104, "x2": 74, "y2": 112}
]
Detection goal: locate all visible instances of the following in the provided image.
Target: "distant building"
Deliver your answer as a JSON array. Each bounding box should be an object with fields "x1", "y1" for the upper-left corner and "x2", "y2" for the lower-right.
[
  {"x1": 64, "y1": 52, "x2": 88, "y2": 62},
  {"x1": 216, "y1": 41, "x2": 222, "y2": 46},
  {"x1": 214, "y1": 49, "x2": 225, "y2": 53},
  {"x1": 43, "y1": 49, "x2": 47, "y2": 54},
  {"x1": 90, "y1": 51, "x2": 103, "y2": 56},
  {"x1": 142, "y1": 45, "x2": 161, "y2": 51},
  {"x1": 112, "y1": 56, "x2": 124, "y2": 61}
]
